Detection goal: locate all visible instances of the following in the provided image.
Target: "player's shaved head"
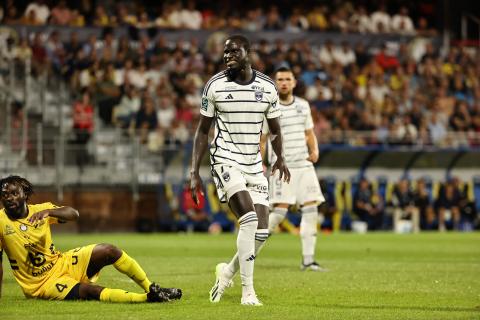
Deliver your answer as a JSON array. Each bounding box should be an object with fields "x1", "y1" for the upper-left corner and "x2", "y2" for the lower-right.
[{"x1": 226, "y1": 35, "x2": 250, "y2": 52}]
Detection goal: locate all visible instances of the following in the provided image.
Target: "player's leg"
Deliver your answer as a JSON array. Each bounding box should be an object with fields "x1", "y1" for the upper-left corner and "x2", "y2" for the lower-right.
[
  {"x1": 88, "y1": 243, "x2": 181, "y2": 299},
  {"x1": 299, "y1": 200, "x2": 324, "y2": 271},
  {"x1": 268, "y1": 203, "x2": 288, "y2": 232},
  {"x1": 230, "y1": 191, "x2": 261, "y2": 304},
  {"x1": 63, "y1": 282, "x2": 170, "y2": 303},
  {"x1": 268, "y1": 172, "x2": 292, "y2": 233},
  {"x1": 224, "y1": 203, "x2": 270, "y2": 280},
  {"x1": 298, "y1": 168, "x2": 326, "y2": 271}
]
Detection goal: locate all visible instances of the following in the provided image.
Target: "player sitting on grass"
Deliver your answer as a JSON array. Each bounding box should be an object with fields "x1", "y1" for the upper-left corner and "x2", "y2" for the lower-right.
[{"x1": 0, "y1": 175, "x2": 181, "y2": 303}]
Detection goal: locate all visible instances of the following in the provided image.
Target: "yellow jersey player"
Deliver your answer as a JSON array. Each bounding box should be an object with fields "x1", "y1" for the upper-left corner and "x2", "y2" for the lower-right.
[{"x1": 0, "y1": 175, "x2": 181, "y2": 303}]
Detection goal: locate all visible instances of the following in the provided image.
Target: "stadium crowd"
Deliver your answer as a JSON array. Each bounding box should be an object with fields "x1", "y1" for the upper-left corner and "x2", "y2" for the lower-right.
[
  {"x1": 1, "y1": 2, "x2": 479, "y2": 152},
  {"x1": 1, "y1": 0, "x2": 436, "y2": 35}
]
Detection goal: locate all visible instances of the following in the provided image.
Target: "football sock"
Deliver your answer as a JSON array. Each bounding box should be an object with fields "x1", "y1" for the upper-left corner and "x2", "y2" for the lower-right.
[
  {"x1": 300, "y1": 205, "x2": 318, "y2": 264},
  {"x1": 225, "y1": 229, "x2": 269, "y2": 279},
  {"x1": 268, "y1": 207, "x2": 288, "y2": 233},
  {"x1": 234, "y1": 212, "x2": 258, "y2": 293},
  {"x1": 99, "y1": 288, "x2": 147, "y2": 303},
  {"x1": 113, "y1": 251, "x2": 151, "y2": 292}
]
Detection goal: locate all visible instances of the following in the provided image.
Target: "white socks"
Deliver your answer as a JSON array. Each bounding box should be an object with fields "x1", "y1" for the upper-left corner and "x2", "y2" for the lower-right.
[
  {"x1": 300, "y1": 205, "x2": 318, "y2": 265},
  {"x1": 234, "y1": 212, "x2": 258, "y2": 293},
  {"x1": 268, "y1": 207, "x2": 288, "y2": 232}
]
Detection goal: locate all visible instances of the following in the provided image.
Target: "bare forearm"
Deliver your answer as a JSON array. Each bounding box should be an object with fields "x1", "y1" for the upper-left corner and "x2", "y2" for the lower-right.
[
  {"x1": 49, "y1": 207, "x2": 79, "y2": 222},
  {"x1": 267, "y1": 118, "x2": 284, "y2": 159},
  {"x1": 191, "y1": 129, "x2": 209, "y2": 174},
  {"x1": 306, "y1": 130, "x2": 319, "y2": 155}
]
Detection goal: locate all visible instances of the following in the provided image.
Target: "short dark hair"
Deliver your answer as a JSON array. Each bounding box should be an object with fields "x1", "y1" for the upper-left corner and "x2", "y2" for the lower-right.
[
  {"x1": 0, "y1": 175, "x2": 34, "y2": 200},
  {"x1": 226, "y1": 34, "x2": 250, "y2": 51},
  {"x1": 275, "y1": 66, "x2": 293, "y2": 74}
]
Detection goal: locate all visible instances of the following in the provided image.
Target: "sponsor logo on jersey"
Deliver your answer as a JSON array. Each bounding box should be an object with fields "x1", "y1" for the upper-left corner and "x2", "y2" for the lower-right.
[
  {"x1": 225, "y1": 94, "x2": 234, "y2": 100},
  {"x1": 5, "y1": 225, "x2": 15, "y2": 235},
  {"x1": 251, "y1": 85, "x2": 264, "y2": 92}
]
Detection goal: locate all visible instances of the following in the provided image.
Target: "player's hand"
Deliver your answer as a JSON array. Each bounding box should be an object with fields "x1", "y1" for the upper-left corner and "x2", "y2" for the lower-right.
[
  {"x1": 190, "y1": 171, "x2": 204, "y2": 205},
  {"x1": 306, "y1": 150, "x2": 319, "y2": 163},
  {"x1": 28, "y1": 210, "x2": 50, "y2": 225},
  {"x1": 271, "y1": 157, "x2": 291, "y2": 183}
]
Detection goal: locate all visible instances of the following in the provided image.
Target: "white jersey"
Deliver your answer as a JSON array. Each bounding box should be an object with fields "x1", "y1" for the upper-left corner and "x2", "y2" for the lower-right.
[
  {"x1": 201, "y1": 70, "x2": 280, "y2": 174},
  {"x1": 265, "y1": 96, "x2": 314, "y2": 169}
]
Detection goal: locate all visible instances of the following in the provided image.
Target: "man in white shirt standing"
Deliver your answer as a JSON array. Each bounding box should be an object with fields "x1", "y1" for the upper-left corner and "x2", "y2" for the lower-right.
[{"x1": 261, "y1": 67, "x2": 326, "y2": 271}]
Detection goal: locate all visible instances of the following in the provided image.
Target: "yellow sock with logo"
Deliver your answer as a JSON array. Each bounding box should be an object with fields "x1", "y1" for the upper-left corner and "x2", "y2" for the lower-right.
[
  {"x1": 113, "y1": 251, "x2": 152, "y2": 292},
  {"x1": 99, "y1": 288, "x2": 147, "y2": 303}
]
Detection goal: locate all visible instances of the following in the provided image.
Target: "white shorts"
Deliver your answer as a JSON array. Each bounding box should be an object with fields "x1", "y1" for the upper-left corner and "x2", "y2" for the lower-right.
[
  {"x1": 269, "y1": 166, "x2": 325, "y2": 206},
  {"x1": 212, "y1": 164, "x2": 269, "y2": 207}
]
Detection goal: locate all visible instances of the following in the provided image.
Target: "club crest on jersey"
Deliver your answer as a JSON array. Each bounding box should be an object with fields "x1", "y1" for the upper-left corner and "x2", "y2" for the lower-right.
[
  {"x1": 222, "y1": 172, "x2": 230, "y2": 182},
  {"x1": 201, "y1": 97, "x2": 208, "y2": 111},
  {"x1": 296, "y1": 104, "x2": 303, "y2": 113},
  {"x1": 20, "y1": 224, "x2": 28, "y2": 231},
  {"x1": 255, "y1": 91, "x2": 263, "y2": 101}
]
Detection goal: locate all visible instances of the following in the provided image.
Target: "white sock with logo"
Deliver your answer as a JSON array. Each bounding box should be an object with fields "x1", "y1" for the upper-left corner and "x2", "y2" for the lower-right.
[
  {"x1": 300, "y1": 205, "x2": 318, "y2": 265},
  {"x1": 233, "y1": 212, "x2": 258, "y2": 294}
]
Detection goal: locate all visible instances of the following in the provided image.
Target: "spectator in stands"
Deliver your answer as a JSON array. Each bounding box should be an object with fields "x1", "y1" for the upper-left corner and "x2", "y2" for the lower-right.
[
  {"x1": 50, "y1": 0, "x2": 73, "y2": 25},
  {"x1": 178, "y1": 0, "x2": 202, "y2": 29},
  {"x1": 391, "y1": 6, "x2": 415, "y2": 35},
  {"x1": 353, "y1": 178, "x2": 384, "y2": 230},
  {"x1": 333, "y1": 41, "x2": 356, "y2": 68},
  {"x1": 178, "y1": 180, "x2": 211, "y2": 232},
  {"x1": 349, "y1": 6, "x2": 371, "y2": 33},
  {"x1": 135, "y1": 95, "x2": 158, "y2": 143},
  {"x1": 414, "y1": 179, "x2": 436, "y2": 230},
  {"x1": 370, "y1": 4, "x2": 391, "y2": 33},
  {"x1": 307, "y1": 5, "x2": 329, "y2": 31},
  {"x1": 435, "y1": 180, "x2": 461, "y2": 231},
  {"x1": 263, "y1": 5, "x2": 283, "y2": 30},
  {"x1": 95, "y1": 63, "x2": 121, "y2": 125},
  {"x1": 112, "y1": 85, "x2": 140, "y2": 129},
  {"x1": 93, "y1": 5, "x2": 110, "y2": 27},
  {"x1": 285, "y1": 8, "x2": 309, "y2": 33},
  {"x1": 72, "y1": 89, "x2": 94, "y2": 171},
  {"x1": 390, "y1": 179, "x2": 420, "y2": 232},
  {"x1": 3, "y1": 4, "x2": 20, "y2": 25}
]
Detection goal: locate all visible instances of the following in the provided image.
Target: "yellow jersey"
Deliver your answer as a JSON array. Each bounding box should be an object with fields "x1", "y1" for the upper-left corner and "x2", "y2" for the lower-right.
[{"x1": 0, "y1": 202, "x2": 63, "y2": 297}]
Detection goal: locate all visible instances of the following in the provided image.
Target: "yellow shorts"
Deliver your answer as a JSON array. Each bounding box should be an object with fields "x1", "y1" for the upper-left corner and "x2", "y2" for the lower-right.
[{"x1": 38, "y1": 244, "x2": 99, "y2": 300}]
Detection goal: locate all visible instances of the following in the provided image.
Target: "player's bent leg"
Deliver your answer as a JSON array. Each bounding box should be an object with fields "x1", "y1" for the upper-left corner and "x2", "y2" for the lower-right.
[
  {"x1": 89, "y1": 243, "x2": 158, "y2": 294},
  {"x1": 87, "y1": 243, "x2": 122, "y2": 278},
  {"x1": 268, "y1": 204, "x2": 288, "y2": 233}
]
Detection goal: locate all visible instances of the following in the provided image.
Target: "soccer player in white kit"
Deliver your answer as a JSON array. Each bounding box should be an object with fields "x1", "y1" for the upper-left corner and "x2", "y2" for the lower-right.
[
  {"x1": 190, "y1": 35, "x2": 290, "y2": 306},
  {"x1": 261, "y1": 67, "x2": 326, "y2": 271}
]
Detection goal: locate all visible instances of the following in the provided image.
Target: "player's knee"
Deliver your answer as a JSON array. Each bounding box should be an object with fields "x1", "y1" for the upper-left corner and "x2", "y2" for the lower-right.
[{"x1": 96, "y1": 243, "x2": 122, "y2": 263}]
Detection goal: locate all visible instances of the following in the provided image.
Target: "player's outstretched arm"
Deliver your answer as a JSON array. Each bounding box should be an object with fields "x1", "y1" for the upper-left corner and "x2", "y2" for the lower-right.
[
  {"x1": 305, "y1": 129, "x2": 319, "y2": 163},
  {"x1": 28, "y1": 206, "x2": 79, "y2": 224},
  {"x1": 267, "y1": 117, "x2": 291, "y2": 183},
  {"x1": 190, "y1": 114, "x2": 213, "y2": 204}
]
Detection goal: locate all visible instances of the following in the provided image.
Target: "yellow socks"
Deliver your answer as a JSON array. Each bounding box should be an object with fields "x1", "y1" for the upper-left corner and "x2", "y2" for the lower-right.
[
  {"x1": 113, "y1": 251, "x2": 152, "y2": 292},
  {"x1": 99, "y1": 288, "x2": 147, "y2": 303}
]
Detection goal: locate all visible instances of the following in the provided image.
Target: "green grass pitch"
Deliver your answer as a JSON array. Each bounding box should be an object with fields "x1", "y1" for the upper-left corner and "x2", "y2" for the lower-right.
[{"x1": 1, "y1": 232, "x2": 479, "y2": 320}]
